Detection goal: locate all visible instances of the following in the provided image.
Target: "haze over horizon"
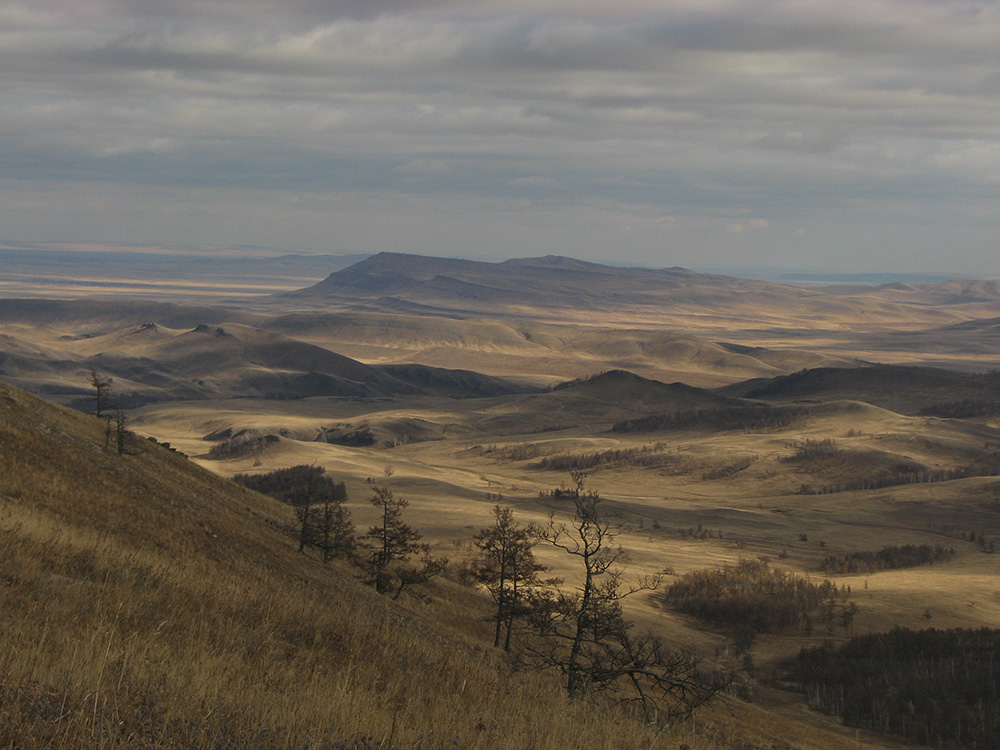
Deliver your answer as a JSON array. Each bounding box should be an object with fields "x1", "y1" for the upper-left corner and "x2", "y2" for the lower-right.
[{"x1": 3, "y1": 1, "x2": 999, "y2": 276}]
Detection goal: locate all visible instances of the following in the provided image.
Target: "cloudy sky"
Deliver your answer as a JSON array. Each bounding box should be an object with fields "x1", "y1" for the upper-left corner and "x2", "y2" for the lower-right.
[{"x1": 2, "y1": 0, "x2": 999, "y2": 274}]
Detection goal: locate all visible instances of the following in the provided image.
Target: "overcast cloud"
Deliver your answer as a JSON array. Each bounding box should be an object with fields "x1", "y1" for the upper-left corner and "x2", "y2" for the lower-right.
[{"x1": 2, "y1": 0, "x2": 998, "y2": 274}]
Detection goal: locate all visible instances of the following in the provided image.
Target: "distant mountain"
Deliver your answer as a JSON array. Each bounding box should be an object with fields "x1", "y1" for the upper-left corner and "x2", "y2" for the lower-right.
[
  {"x1": 839, "y1": 278, "x2": 1000, "y2": 305},
  {"x1": 277, "y1": 254, "x2": 1000, "y2": 347},
  {"x1": 942, "y1": 316, "x2": 1000, "y2": 333},
  {"x1": 551, "y1": 369, "x2": 731, "y2": 409},
  {"x1": 282, "y1": 252, "x2": 846, "y2": 317},
  {"x1": 0, "y1": 298, "x2": 254, "y2": 332}
]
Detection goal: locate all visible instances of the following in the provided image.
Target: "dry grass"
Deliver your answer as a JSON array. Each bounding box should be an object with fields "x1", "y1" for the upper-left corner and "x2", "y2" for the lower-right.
[{"x1": 4, "y1": 380, "x2": 886, "y2": 750}]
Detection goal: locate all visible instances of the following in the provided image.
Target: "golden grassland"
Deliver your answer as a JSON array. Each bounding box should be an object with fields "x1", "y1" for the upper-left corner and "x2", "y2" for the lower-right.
[
  {"x1": 118, "y1": 375, "x2": 1000, "y2": 748},
  {"x1": 4, "y1": 268, "x2": 1000, "y2": 748},
  {"x1": 1, "y1": 380, "x2": 904, "y2": 750}
]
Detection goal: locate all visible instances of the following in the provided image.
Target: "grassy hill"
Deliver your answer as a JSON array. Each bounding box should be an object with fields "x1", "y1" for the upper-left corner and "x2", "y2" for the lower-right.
[
  {"x1": 0, "y1": 380, "x2": 645, "y2": 748},
  {"x1": 0, "y1": 317, "x2": 532, "y2": 407},
  {"x1": 2, "y1": 381, "x2": 903, "y2": 749},
  {"x1": 723, "y1": 365, "x2": 1000, "y2": 417}
]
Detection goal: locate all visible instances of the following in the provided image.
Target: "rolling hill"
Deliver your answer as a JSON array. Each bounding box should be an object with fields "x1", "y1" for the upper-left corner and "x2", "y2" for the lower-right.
[
  {"x1": 0, "y1": 318, "x2": 533, "y2": 407},
  {"x1": 722, "y1": 364, "x2": 1000, "y2": 417},
  {"x1": 1, "y1": 378, "x2": 885, "y2": 750}
]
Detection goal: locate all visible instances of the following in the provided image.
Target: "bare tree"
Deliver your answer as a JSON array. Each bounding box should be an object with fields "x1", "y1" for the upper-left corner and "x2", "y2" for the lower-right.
[
  {"x1": 586, "y1": 630, "x2": 721, "y2": 723},
  {"x1": 392, "y1": 548, "x2": 447, "y2": 601},
  {"x1": 114, "y1": 403, "x2": 127, "y2": 455},
  {"x1": 113, "y1": 402, "x2": 139, "y2": 455},
  {"x1": 233, "y1": 464, "x2": 353, "y2": 560},
  {"x1": 533, "y1": 484, "x2": 657, "y2": 697},
  {"x1": 526, "y1": 477, "x2": 721, "y2": 720},
  {"x1": 295, "y1": 466, "x2": 320, "y2": 554},
  {"x1": 286, "y1": 466, "x2": 352, "y2": 559}
]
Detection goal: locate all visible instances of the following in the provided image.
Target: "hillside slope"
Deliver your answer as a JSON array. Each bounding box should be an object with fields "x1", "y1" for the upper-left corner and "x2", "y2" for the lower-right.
[
  {"x1": 0, "y1": 381, "x2": 895, "y2": 750},
  {"x1": 722, "y1": 364, "x2": 1000, "y2": 416},
  {"x1": 0, "y1": 381, "x2": 672, "y2": 748}
]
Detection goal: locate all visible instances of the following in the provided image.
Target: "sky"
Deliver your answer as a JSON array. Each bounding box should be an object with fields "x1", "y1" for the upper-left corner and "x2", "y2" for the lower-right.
[{"x1": 2, "y1": 0, "x2": 999, "y2": 275}]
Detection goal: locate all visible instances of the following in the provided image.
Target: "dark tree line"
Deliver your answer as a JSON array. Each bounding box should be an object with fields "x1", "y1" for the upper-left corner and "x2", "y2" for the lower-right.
[
  {"x1": 787, "y1": 627, "x2": 1000, "y2": 748},
  {"x1": 783, "y1": 438, "x2": 840, "y2": 461},
  {"x1": 701, "y1": 456, "x2": 755, "y2": 480},
  {"x1": 612, "y1": 405, "x2": 806, "y2": 435},
  {"x1": 798, "y1": 461, "x2": 1000, "y2": 495},
  {"x1": 662, "y1": 559, "x2": 851, "y2": 636},
  {"x1": 920, "y1": 399, "x2": 1000, "y2": 419},
  {"x1": 820, "y1": 544, "x2": 955, "y2": 575}
]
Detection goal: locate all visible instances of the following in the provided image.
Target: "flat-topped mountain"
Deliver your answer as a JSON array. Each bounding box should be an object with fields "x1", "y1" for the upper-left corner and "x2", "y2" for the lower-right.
[
  {"x1": 283, "y1": 252, "x2": 835, "y2": 316},
  {"x1": 289, "y1": 252, "x2": 811, "y2": 306},
  {"x1": 279, "y1": 253, "x2": 1000, "y2": 345}
]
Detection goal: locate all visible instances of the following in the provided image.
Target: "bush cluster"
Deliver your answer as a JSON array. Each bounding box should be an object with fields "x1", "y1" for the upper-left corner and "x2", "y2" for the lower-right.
[
  {"x1": 662, "y1": 559, "x2": 848, "y2": 635},
  {"x1": 233, "y1": 464, "x2": 345, "y2": 506}
]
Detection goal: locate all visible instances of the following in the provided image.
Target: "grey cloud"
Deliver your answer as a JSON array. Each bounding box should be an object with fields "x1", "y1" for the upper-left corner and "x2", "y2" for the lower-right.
[
  {"x1": 1, "y1": 0, "x2": 998, "y2": 273},
  {"x1": 753, "y1": 130, "x2": 847, "y2": 154}
]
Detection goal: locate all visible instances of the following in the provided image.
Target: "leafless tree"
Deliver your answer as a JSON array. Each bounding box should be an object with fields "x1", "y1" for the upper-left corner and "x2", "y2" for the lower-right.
[
  {"x1": 290, "y1": 466, "x2": 353, "y2": 560},
  {"x1": 233, "y1": 464, "x2": 353, "y2": 560},
  {"x1": 526, "y1": 477, "x2": 722, "y2": 721}
]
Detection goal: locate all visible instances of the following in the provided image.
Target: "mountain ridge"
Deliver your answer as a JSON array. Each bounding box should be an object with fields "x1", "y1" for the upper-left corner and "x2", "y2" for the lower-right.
[{"x1": 278, "y1": 253, "x2": 1000, "y2": 340}]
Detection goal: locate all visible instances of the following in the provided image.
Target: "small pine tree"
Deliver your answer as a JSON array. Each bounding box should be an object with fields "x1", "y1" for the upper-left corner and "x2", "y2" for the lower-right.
[
  {"x1": 365, "y1": 484, "x2": 423, "y2": 595},
  {"x1": 89, "y1": 367, "x2": 114, "y2": 419},
  {"x1": 473, "y1": 504, "x2": 547, "y2": 651}
]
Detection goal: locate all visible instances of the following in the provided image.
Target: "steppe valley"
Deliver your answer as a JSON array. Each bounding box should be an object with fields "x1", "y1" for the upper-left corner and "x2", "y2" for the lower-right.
[{"x1": 3, "y1": 248, "x2": 1000, "y2": 749}]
